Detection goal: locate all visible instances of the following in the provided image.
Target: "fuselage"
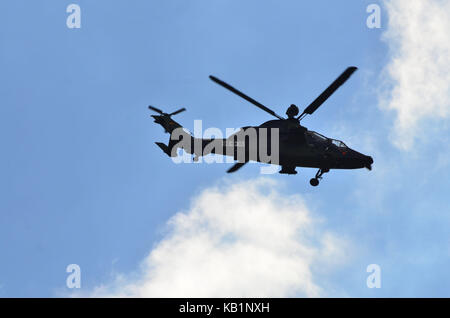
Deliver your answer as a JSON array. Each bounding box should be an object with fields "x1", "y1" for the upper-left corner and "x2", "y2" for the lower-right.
[{"x1": 154, "y1": 114, "x2": 373, "y2": 170}]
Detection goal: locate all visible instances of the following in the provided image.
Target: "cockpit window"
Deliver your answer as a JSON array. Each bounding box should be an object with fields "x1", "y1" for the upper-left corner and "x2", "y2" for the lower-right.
[
  {"x1": 331, "y1": 139, "x2": 347, "y2": 148},
  {"x1": 308, "y1": 131, "x2": 328, "y2": 142},
  {"x1": 306, "y1": 131, "x2": 348, "y2": 149}
]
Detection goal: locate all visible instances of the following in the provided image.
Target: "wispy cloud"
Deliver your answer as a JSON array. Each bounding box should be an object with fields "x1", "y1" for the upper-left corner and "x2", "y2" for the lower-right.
[
  {"x1": 380, "y1": 0, "x2": 450, "y2": 150},
  {"x1": 81, "y1": 178, "x2": 348, "y2": 297}
]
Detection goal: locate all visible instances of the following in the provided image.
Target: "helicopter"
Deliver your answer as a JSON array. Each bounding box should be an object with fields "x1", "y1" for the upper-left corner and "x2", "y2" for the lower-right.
[{"x1": 149, "y1": 66, "x2": 373, "y2": 186}]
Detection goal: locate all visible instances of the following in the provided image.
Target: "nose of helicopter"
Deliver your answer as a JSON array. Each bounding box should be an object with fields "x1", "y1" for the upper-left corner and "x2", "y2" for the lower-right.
[
  {"x1": 346, "y1": 149, "x2": 373, "y2": 170},
  {"x1": 364, "y1": 155, "x2": 373, "y2": 170}
]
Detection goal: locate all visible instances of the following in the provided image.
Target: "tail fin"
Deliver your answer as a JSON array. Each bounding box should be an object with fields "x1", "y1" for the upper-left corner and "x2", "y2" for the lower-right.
[{"x1": 155, "y1": 142, "x2": 174, "y2": 157}]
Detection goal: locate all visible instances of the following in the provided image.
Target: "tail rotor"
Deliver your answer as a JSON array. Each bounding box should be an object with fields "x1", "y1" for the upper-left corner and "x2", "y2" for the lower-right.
[{"x1": 148, "y1": 105, "x2": 186, "y2": 117}]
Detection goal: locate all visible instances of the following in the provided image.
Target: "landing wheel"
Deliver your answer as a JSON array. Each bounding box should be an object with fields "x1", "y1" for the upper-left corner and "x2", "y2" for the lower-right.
[{"x1": 309, "y1": 168, "x2": 329, "y2": 186}]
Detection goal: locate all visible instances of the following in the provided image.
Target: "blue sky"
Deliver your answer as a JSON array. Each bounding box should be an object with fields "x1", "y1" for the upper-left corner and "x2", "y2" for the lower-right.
[{"x1": 1, "y1": 0, "x2": 450, "y2": 297}]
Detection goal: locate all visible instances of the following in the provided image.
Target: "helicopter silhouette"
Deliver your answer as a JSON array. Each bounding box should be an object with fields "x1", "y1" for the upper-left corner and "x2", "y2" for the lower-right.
[{"x1": 149, "y1": 66, "x2": 373, "y2": 186}]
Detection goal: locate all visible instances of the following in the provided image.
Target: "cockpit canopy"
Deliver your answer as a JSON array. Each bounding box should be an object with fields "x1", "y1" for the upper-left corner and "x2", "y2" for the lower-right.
[
  {"x1": 331, "y1": 139, "x2": 347, "y2": 148},
  {"x1": 306, "y1": 131, "x2": 348, "y2": 149}
]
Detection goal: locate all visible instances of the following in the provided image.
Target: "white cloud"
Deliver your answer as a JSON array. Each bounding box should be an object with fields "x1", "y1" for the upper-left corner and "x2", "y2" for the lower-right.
[
  {"x1": 381, "y1": 0, "x2": 450, "y2": 150},
  {"x1": 84, "y1": 178, "x2": 348, "y2": 297}
]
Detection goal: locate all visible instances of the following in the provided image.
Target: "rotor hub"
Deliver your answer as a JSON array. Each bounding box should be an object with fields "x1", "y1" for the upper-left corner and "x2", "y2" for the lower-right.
[{"x1": 286, "y1": 104, "x2": 299, "y2": 118}]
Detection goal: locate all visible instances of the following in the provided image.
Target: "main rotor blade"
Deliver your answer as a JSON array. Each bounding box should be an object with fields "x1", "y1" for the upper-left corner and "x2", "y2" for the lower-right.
[
  {"x1": 227, "y1": 162, "x2": 247, "y2": 173},
  {"x1": 301, "y1": 66, "x2": 358, "y2": 117},
  {"x1": 148, "y1": 105, "x2": 164, "y2": 114},
  {"x1": 209, "y1": 75, "x2": 284, "y2": 120},
  {"x1": 169, "y1": 108, "x2": 186, "y2": 116}
]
